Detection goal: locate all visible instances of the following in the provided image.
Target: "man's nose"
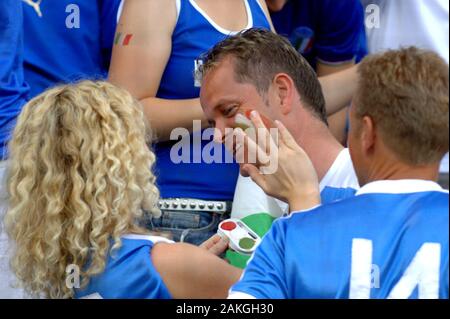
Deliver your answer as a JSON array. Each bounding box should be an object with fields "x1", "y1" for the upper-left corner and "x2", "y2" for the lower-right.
[
  {"x1": 214, "y1": 118, "x2": 235, "y2": 144},
  {"x1": 213, "y1": 122, "x2": 226, "y2": 144}
]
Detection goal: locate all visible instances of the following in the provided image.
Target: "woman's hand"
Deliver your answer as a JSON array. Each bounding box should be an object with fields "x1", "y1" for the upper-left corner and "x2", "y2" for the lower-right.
[
  {"x1": 200, "y1": 234, "x2": 229, "y2": 256},
  {"x1": 237, "y1": 111, "x2": 321, "y2": 212}
]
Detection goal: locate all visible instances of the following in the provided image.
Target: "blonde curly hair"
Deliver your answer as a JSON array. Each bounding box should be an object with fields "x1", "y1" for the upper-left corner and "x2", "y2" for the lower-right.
[{"x1": 4, "y1": 81, "x2": 161, "y2": 298}]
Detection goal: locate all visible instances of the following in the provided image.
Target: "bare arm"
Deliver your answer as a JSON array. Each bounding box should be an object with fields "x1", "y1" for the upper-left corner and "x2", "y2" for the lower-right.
[
  {"x1": 152, "y1": 243, "x2": 242, "y2": 299},
  {"x1": 108, "y1": 0, "x2": 207, "y2": 141},
  {"x1": 318, "y1": 64, "x2": 358, "y2": 116},
  {"x1": 317, "y1": 61, "x2": 356, "y2": 144}
]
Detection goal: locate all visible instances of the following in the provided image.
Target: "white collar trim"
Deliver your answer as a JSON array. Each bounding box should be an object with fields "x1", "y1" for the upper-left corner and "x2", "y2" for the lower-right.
[
  {"x1": 189, "y1": 0, "x2": 253, "y2": 35},
  {"x1": 356, "y1": 180, "x2": 448, "y2": 196},
  {"x1": 122, "y1": 234, "x2": 174, "y2": 244}
]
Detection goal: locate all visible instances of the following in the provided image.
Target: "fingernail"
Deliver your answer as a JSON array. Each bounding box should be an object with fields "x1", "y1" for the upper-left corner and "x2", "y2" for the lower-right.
[{"x1": 250, "y1": 110, "x2": 258, "y2": 118}]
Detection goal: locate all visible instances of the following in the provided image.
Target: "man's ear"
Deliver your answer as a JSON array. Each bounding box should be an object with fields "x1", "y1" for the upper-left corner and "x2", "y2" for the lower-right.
[
  {"x1": 272, "y1": 73, "x2": 294, "y2": 116},
  {"x1": 361, "y1": 115, "x2": 376, "y2": 156}
]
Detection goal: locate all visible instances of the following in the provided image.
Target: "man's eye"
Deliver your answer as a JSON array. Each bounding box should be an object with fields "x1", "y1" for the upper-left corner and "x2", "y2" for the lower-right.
[{"x1": 223, "y1": 105, "x2": 238, "y2": 117}]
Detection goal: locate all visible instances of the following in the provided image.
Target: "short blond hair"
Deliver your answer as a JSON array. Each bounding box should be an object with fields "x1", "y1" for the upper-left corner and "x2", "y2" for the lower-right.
[
  {"x1": 5, "y1": 81, "x2": 160, "y2": 298},
  {"x1": 355, "y1": 47, "x2": 449, "y2": 165},
  {"x1": 200, "y1": 28, "x2": 327, "y2": 124}
]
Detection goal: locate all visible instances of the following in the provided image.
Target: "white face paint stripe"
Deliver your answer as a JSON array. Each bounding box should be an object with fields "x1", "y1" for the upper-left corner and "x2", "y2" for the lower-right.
[
  {"x1": 349, "y1": 238, "x2": 373, "y2": 299},
  {"x1": 388, "y1": 243, "x2": 441, "y2": 299}
]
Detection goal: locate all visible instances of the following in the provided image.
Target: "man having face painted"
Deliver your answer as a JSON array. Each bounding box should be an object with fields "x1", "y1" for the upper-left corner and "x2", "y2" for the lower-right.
[{"x1": 200, "y1": 29, "x2": 360, "y2": 267}]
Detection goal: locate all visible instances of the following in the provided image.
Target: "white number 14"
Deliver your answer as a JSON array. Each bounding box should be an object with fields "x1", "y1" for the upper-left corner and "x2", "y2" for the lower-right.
[{"x1": 350, "y1": 239, "x2": 441, "y2": 299}]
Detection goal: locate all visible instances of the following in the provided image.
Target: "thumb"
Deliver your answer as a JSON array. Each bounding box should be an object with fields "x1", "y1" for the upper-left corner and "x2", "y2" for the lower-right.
[{"x1": 208, "y1": 236, "x2": 230, "y2": 256}]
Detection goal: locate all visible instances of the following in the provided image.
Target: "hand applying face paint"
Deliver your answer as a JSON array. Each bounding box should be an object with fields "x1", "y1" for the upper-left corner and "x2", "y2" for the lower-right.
[
  {"x1": 224, "y1": 110, "x2": 261, "y2": 172},
  {"x1": 238, "y1": 111, "x2": 321, "y2": 213},
  {"x1": 225, "y1": 110, "x2": 278, "y2": 177}
]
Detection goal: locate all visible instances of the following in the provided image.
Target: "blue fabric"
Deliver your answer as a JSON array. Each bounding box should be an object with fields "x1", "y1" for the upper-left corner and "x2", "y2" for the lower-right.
[
  {"x1": 22, "y1": 0, "x2": 121, "y2": 99},
  {"x1": 232, "y1": 190, "x2": 449, "y2": 298},
  {"x1": 154, "y1": 0, "x2": 271, "y2": 200},
  {"x1": 270, "y1": 0, "x2": 367, "y2": 68},
  {"x1": 75, "y1": 237, "x2": 172, "y2": 299},
  {"x1": 1, "y1": 0, "x2": 120, "y2": 159},
  {"x1": 0, "y1": 0, "x2": 29, "y2": 159},
  {"x1": 321, "y1": 186, "x2": 357, "y2": 204}
]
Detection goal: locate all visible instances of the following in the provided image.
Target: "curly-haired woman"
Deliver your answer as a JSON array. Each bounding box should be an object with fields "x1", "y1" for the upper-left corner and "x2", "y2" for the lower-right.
[{"x1": 4, "y1": 81, "x2": 241, "y2": 299}]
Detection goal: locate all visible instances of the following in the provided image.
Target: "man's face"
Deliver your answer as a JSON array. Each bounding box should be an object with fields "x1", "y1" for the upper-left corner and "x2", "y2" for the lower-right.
[
  {"x1": 200, "y1": 57, "x2": 277, "y2": 143},
  {"x1": 265, "y1": 0, "x2": 288, "y2": 12}
]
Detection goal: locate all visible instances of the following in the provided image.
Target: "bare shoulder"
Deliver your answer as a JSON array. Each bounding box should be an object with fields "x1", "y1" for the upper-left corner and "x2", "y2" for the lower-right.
[{"x1": 119, "y1": 0, "x2": 178, "y2": 33}]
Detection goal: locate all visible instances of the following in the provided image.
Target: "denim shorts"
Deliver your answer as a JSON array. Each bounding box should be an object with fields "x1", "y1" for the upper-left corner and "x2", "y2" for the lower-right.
[{"x1": 146, "y1": 210, "x2": 230, "y2": 246}]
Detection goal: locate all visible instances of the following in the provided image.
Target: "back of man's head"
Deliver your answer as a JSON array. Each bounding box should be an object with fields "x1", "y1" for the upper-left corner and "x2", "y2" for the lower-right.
[
  {"x1": 354, "y1": 47, "x2": 449, "y2": 166},
  {"x1": 200, "y1": 28, "x2": 327, "y2": 124}
]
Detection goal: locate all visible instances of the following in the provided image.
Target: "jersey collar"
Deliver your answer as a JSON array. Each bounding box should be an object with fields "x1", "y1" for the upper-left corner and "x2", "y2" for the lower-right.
[{"x1": 356, "y1": 179, "x2": 448, "y2": 196}]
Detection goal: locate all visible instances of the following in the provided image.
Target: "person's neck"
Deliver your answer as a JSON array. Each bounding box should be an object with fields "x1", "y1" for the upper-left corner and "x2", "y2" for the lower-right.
[
  {"x1": 293, "y1": 121, "x2": 344, "y2": 181},
  {"x1": 366, "y1": 158, "x2": 440, "y2": 184}
]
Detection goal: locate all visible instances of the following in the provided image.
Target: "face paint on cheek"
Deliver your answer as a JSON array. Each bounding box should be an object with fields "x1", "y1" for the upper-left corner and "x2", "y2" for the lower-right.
[
  {"x1": 234, "y1": 113, "x2": 254, "y2": 130},
  {"x1": 243, "y1": 109, "x2": 274, "y2": 128}
]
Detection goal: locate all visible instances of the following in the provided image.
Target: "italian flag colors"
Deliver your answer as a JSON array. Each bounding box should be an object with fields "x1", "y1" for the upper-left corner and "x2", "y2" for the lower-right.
[
  {"x1": 225, "y1": 212, "x2": 276, "y2": 269},
  {"x1": 225, "y1": 175, "x2": 288, "y2": 268},
  {"x1": 114, "y1": 32, "x2": 133, "y2": 46}
]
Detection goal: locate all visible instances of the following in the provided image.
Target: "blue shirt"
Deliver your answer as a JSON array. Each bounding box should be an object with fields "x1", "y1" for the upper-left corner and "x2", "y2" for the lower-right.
[
  {"x1": 22, "y1": 0, "x2": 121, "y2": 99},
  {"x1": 75, "y1": 235, "x2": 173, "y2": 299},
  {"x1": 0, "y1": 0, "x2": 29, "y2": 159},
  {"x1": 230, "y1": 180, "x2": 449, "y2": 299},
  {"x1": 320, "y1": 186, "x2": 357, "y2": 204},
  {"x1": 0, "y1": 0, "x2": 121, "y2": 159},
  {"x1": 154, "y1": 0, "x2": 271, "y2": 200},
  {"x1": 270, "y1": 0, "x2": 367, "y2": 68}
]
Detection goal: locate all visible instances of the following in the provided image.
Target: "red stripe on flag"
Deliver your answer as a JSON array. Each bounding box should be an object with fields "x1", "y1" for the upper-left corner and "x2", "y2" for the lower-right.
[{"x1": 123, "y1": 34, "x2": 133, "y2": 46}]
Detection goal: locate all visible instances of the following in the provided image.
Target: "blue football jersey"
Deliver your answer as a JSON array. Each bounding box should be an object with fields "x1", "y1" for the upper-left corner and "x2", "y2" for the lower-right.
[
  {"x1": 75, "y1": 235, "x2": 173, "y2": 299},
  {"x1": 230, "y1": 180, "x2": 449, "y2": 299},
  {"x1": 0, "y1": 0, "x2": 29, "y2": 159},
  {"x1": 270, "y1": 0, "x2": 367, "y2": 66},
  {"x1": 22, "y1": 0, "x2": 122, "y2": 99}
]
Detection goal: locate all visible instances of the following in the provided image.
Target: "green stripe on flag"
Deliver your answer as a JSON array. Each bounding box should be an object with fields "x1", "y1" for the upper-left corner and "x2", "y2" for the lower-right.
[
  {"x1": 114, "y1": 32, "x2": 122, "y2": 45},
  {"x1": 225, "y1": 212, "x2": 276, "y2": 269}
]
